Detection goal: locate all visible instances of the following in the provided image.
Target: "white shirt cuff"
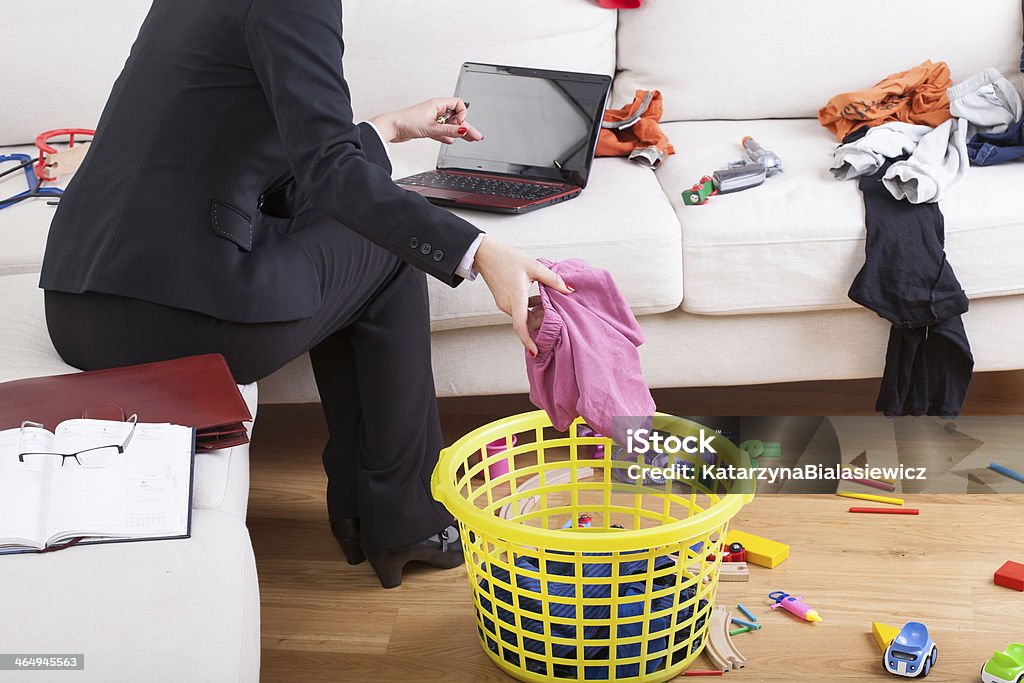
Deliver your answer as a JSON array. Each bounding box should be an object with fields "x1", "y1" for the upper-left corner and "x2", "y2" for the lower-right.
[
  {"x1": 455, "y1": 233, "x2": 485, "y2": 281},
  {"x1": 361, "y1": 120, "x2": 392, "y2": 168}
]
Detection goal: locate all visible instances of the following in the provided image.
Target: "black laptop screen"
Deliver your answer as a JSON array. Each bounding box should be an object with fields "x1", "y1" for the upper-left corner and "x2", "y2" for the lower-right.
[{"x1": 437, "y1": 63, "x2": 611, "y2": 187}]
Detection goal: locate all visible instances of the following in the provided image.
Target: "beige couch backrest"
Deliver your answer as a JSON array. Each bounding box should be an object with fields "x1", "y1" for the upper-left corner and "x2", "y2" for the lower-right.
[
  {"x1": 0, "y1": 0, "x2": 617, "y2": 146},
  {"x1": 613, "y1": 0, "x2": 1024, "y2": 121}
]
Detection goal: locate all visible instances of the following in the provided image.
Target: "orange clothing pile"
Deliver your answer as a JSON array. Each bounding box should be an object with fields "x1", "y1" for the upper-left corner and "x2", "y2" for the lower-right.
[
  {"x1": 818, "y1": 60, "x2": 952, "y2": 141},
  {"x1": 597, "y1": 89, "x2": 674, "y2": 168}
]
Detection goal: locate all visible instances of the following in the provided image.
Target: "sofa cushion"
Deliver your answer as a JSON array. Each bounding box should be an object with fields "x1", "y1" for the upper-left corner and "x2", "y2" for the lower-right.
[
  {"x1": 0, "y1": 508, "x2": 260, "y2": 683},
  {"x1": 387, "y1": 140, "x2": 683, "y2": 330},
  {"x1": 0, "y1": 272, "x2": 257, "y2": 517},
  {"x1": 655, "y1": 118, "x2": 1024, "y2": 316},
  {"x1": 0, "y1": 140, "x2": 684, "y2": 329},
  {"x1": 342, "y1": 0, "x2": 617, "y2": 122},
  {"x1": 0, "y1": 1, "x2": 152, "y2": 146},
  {"x1": 614, "y1": 0, "x2": 1023, "y2": 121}
]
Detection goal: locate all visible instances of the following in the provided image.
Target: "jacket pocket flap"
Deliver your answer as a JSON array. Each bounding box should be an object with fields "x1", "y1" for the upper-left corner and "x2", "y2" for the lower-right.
[{"x1": 210, "y1": 200, "x2": 253, "y2": 252}]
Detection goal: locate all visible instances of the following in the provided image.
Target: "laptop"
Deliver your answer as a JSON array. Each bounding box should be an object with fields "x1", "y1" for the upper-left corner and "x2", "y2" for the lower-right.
[{"x1": 395, "y1": 63, "x2": 611, "y2": 214}]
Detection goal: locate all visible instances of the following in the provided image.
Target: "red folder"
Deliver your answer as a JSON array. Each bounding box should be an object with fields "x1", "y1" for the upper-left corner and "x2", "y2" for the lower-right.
[{"x1": 0, "y1": 354, "x2": 252, "y2": 450}]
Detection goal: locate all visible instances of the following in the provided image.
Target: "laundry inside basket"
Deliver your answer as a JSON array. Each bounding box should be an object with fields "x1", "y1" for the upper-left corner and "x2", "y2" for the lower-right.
[{"x1": 477, "y1": 552, "x2": 709, "y2": 680}]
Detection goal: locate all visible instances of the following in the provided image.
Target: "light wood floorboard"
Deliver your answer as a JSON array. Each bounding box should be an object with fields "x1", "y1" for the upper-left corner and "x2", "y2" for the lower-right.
[{"x1": 250, "y1": 371, "x2": 1024, "y2": 681}]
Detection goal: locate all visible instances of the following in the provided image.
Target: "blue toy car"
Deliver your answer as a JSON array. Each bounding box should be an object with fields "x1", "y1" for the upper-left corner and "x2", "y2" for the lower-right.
[{"x1": 884, "y1": 622, "x2": 938, "y2": 677}]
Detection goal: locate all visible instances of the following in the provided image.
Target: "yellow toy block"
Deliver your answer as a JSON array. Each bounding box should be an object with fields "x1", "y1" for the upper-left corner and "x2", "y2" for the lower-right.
[
  {"x1": 872, "y1": 622, "x2": 901, "y2": 652},
  {"x1": 725, "y1": 529, "x2": 789, "y2": 568}
]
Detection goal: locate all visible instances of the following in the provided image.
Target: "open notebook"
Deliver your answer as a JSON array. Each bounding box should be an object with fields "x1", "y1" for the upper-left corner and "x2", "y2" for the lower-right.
[{"x1": 0, "y1": 418, "x2": 195, "y2": 553}]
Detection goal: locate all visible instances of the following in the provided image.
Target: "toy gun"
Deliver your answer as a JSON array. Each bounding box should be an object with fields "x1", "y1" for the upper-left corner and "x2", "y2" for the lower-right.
[{"x1": 683, "y1": 137, "x2": 783, "y2": 205}]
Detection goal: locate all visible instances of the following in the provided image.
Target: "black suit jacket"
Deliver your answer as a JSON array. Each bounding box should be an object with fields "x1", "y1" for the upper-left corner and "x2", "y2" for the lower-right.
[{"x1": 39, "y1": 0, "x2": 481, "y2": 323}]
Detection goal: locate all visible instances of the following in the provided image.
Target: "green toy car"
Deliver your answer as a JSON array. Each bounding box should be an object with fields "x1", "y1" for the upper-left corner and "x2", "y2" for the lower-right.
[{"x1": 982, "y1": 644, "x2": 1024, "y2": 683}]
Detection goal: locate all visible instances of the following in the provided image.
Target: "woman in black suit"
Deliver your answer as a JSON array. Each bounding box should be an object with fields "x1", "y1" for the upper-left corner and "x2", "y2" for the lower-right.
[{"x1": 39, "y1": 0, "x2": 569, "y2": 588}]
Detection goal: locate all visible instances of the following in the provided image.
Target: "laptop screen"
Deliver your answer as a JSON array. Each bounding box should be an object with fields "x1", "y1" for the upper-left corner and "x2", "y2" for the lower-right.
[{"x1": 437, "y1": 63, "x2": 611, "y2": 187}]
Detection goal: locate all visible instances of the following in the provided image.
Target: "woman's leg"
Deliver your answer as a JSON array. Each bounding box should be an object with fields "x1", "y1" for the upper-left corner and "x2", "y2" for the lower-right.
[
  {"x1": 340, "y1": 261, "x2": 452, "y2": 551},
  {"x1": 46, "y1": 208, "x2": 455, "y2": 556}
]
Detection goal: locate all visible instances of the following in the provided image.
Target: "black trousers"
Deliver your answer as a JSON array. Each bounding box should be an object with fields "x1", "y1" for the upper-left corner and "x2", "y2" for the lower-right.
[
  {"x1": 847, "y1": 153, "x2": 973, "y2": 416},
  {"x1": 44, "y1": 209, "x2": 453, "y2": 551}
]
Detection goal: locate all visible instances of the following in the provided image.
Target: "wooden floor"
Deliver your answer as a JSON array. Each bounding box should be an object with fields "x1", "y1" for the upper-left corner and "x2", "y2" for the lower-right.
[{"x1": 249, "y1": 371, "x2": 1024, "y2": 682}]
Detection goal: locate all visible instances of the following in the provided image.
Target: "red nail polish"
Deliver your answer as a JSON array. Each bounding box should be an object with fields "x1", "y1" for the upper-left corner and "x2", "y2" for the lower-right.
[
  {"x1": 565, "y1": 284, "x2": 575, "y2": 293},
  {"x1": 458, "y1": 127, "x2": 468, "y2": 135},
  {"x1": 529, "y1": 349, "x2": 537, "y2": 358}
]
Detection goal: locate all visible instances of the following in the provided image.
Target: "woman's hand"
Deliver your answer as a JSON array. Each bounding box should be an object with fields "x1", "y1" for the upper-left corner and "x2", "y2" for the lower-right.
[
  {"x1": 370, "y1": 98, "x2": 484, "y2": 145},
  {"x1": 473, "y1": 236, "x2": 573, "y2": 356}
]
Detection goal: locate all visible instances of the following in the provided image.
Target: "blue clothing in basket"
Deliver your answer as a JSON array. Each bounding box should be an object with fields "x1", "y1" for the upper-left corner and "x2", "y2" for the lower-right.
[{"x1": 477, "y1": 553, "x2": 708, "y2": 680}]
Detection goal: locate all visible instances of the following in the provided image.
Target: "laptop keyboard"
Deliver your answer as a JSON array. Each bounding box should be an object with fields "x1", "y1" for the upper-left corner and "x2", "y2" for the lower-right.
[{"x1": 399, "y1": 171, "x2": 567, "y2": 202}]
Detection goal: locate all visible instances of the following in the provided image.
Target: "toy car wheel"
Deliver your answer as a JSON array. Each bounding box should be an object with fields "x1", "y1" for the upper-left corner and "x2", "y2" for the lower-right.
[
  {"x1": 922, "y1": 656, "x2": 930, "y2": 677},
  {"x1": 727, "y1": 542, "x2": 744, "y2": 554},
  {"x1": 930, "y1": 645, "x2": 937, "y2": 667}
]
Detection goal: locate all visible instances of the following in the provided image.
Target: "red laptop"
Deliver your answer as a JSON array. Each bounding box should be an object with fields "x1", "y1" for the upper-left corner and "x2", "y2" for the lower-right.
[{"x1": 396, "y1": 63, "x2": 611, "y2": 214}]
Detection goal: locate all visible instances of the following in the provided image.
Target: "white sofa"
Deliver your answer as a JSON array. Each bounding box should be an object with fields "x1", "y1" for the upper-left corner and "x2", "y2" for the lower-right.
[{"x1": 3, "y1": 0, "x2": 1024, "y2": 403}]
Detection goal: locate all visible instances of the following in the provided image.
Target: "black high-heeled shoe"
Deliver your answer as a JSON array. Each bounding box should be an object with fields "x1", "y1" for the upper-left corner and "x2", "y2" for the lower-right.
[
  {"x1": 365, "y1": 526, "x2": 465, "y2": 589},
  {"x1": 330, "y1": 518, "x2": 365, "y2": 565}
]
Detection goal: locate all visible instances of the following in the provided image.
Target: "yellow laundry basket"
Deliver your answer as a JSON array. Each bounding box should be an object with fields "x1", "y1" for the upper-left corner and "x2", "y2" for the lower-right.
[{"x1": 431, "y1": 411, "x2": 755, "y2": 682}]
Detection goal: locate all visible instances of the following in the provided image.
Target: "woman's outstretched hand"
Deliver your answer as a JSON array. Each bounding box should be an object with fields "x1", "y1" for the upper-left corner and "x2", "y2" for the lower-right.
[
  {"x1": 473, "y1": 236, "x2": 573, "y2": 356},
  {"x1": 370, "y1": 97, "x2": 484, "y2": 144}
]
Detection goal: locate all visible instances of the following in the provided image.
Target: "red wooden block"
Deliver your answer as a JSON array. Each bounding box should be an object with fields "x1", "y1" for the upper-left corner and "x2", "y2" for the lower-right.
[{"x1": 995, "y1": 560, "x2": 1024, "y2": 591}]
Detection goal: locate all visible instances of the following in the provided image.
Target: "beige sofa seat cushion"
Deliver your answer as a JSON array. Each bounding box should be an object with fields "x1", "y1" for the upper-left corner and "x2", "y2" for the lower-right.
[
  {"x1": 385, "y1": 141, "x2": 683, "y2": 331},
  {"x1": 0, "y1": 272, "x2": 257, "y2": 517},
  {"x1": 0, "y1": 508, "x2": 260, "y2": 683},
  {"x1": 655, "y1": 119, "x2": 1024, "y2": 316}
]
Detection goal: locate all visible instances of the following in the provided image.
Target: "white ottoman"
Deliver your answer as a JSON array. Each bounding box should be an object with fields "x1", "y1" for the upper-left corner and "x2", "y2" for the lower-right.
[{"x1": 0, "y1": 273, "x2": 261, "y2": 682}]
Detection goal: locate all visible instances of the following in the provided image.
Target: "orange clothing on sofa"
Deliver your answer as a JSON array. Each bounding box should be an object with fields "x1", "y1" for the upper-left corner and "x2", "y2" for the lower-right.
[
  {"x1": 819, "y1": 60, "x2": 953, "y2": 141},
  {"x1": 597, "y1": 89, "x2": 674, "y2": 167}
]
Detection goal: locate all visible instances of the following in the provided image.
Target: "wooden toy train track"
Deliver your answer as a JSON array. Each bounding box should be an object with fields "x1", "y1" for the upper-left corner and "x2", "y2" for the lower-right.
[{"x1": 705, "y1": 605, "x2": 747, "y2": 672}]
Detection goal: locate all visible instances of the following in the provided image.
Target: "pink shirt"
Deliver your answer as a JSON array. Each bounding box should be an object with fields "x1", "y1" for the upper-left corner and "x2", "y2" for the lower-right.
[{"x1": 526, "y1": 259, "x2": 656, "y2": 444}]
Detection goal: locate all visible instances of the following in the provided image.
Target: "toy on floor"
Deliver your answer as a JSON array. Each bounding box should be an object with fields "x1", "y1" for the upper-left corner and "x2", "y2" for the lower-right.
[
  {"x1": 981, "y1": 643, "x2": 1024, "y2": 683},
  {"x1": 707, "y1": 541, "x2": 746, "y2": 563},
  {"x1": 718, "y1": 562, "x2": 750, "y2": 582},
  {"x1": 989, "y1": 462, "x2": 1024, "y2": 485},
  {"x1": 768, "y1": 591, "x2": 822, "y2": 623},
  {"x1": 730, "y1": 618, "x2": 761, "y2": 631},
  {"x1": 884, "y1": 622, "x2": 937, "y2": 678},
  {"x1": 838, "y1": 491, "x2": 905, "y2": 506},
  {"x1": 851, "y1": 476, "x2": 898, "y2": 492},
  {"x1": 873, "y1": 622, "x2": 903, "y2": 652},
  {"x1": 706, "y1": 606, "x2": 747, "y2": 672},
  {"x1": 726, "y1": 529, "x2": 789, "y2": 568},
  {"x1": 737, "y1": 604, "x2": 757, "y2": 622},
  {"x1": 994, "y1": 561, "x2": 1024, "y2": 592},
  {"x1": 850, "y1": 507, "x2": 920, "y2": 515}
]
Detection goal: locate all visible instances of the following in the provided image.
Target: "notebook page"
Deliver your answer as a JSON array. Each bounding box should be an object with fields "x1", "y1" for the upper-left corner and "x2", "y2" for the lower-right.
[
  {"x1": 45, "y1": 421, "x2": 193, "y2": 543},
  {"x1": 0, "y1": 427, "x2": 51, "y2": 548}
]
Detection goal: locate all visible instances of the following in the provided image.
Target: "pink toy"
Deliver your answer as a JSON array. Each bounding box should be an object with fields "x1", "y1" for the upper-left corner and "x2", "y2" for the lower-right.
[
  {"x1": 768, "y1": 591, "x2": 822, "y2": 623},
  {"x1": 484, "y1": 435, "x2": 517, "y2": 478},
  {"x1": 576, "y1": 425, "x2": 606, "y2": 459}
]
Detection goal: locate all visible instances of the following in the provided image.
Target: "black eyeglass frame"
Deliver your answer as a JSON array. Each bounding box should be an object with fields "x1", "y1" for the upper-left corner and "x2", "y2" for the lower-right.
[{"x1": 18, "y1": 414, "x2": 138, "y2": 467}]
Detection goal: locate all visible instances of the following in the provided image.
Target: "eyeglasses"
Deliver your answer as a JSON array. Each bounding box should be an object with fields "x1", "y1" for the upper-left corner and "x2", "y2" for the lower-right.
[{"x1": 18, "y1": 414, "x2": 138, "y2": 472}]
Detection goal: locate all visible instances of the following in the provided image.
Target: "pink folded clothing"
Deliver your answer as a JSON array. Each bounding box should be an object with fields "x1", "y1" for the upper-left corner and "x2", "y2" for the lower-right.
[{"x1": 526, "y1": 258, "x2": 656, "y2": 444}]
